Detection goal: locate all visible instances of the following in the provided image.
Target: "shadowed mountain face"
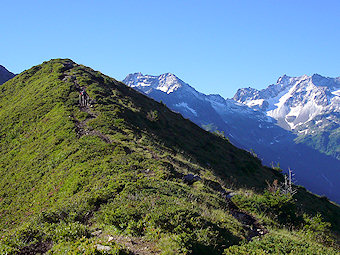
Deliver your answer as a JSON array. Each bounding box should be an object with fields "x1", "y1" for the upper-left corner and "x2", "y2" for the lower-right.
[
  {"x1": 1, "y1": 59, "x2": 339, "y2": 254},
  {"x1": 0, "y1": 65, "x2": 15, "y2": 84},
  {"x1": 124, "y1": 73, "x2": 340, "y2": 203}
]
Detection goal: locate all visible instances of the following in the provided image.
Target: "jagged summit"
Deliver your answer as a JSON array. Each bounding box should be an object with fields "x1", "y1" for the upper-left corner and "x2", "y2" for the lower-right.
[
  {"x1": 232, "y1": 73, "x2": 340, "y2": 163},
  {"x1": 233, "y1": 87, "x2": 260, "y2": 103},
  {"x1": 276, "y1": 74, "x2": 289, "y2": 83},
  {"x1": 234, "y1": 74, "x2": 340, "y2": 131},
  {"x1": 206, "y1": 94, "x2": 226, "y2": 104},
  {"x1": 123, "y1": 72, "x2": 195, "y2": 94}
]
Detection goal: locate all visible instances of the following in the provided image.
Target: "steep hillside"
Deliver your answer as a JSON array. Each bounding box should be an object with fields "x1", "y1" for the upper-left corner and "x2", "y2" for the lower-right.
[
  {"x1": 0, "y1": 59, "x2": 339, "y2": 254},
  {"x1": 124, "y1": 73, "x2": 340, "y2": 203},
  {"x1": 0, "y1": 65, "x2": 15, "y2": 84}
]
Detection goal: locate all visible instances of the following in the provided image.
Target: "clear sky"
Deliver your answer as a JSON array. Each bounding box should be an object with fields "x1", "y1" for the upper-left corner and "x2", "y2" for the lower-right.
[{"x1": 1, "y1": 0, "x2": 340, "y2": 98}]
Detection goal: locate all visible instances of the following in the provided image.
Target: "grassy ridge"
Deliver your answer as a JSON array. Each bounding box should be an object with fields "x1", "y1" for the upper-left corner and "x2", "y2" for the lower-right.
[{"x1": 0, "y1": 59, "x2": 339, "y2": 254}]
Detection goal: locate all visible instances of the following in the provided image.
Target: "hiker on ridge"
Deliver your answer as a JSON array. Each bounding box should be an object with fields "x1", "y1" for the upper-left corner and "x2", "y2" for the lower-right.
[{"x1": 79, "y1": 88, "x2": 88, "y2": 107}]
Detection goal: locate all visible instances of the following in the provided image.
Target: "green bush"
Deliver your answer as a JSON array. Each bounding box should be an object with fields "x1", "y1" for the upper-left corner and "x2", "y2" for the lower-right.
[
  {"x1": 46, "y1": 237, "x2": 127, "y2": 255},
  {"x1": 232, "y1": 190, "x2": 302, "y2": 226},
  {"x1": 224, "y1": 230, "x2": 339, "y2": 255},
  {"x1": 147, "y1": 110, "x2": 159, "y2": 122},
  {"x1": 302, "y1": 213, "x2": 335, "y2": 246},
  {"x1": 158, "y1": 234, "x2": 190, "y2": 255},
  {"x1": 47, "y1": 222, "x2": 89, "y2": 242}
]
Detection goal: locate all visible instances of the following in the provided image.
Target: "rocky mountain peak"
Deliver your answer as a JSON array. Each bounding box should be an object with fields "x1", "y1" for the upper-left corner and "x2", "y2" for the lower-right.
[
  {"x1": 123, "y1": 72, "x2": 191, "y2": 95},
  {"x1": 206, "y1": 94, "x2": 226, "y2": 104},
  {"x1": 276, "y1": 74, "x2": 290, "y2": 84},
  {"x1": 232, "y1": 73, "x2": 339, "y2": 134},
  {"x1": 233, "y1": 87, "x2": 260, "y2": 102},
  {"x1": 311, "y1": 73, "x2": 340, "y2": 90}
]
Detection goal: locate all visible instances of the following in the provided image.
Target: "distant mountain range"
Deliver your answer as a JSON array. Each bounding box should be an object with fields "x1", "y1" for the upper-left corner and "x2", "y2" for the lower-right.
[
  {"x1": 0, "y1": 65, "x2": 15, "y2": 84},
  {"x1": 123, "y1": 72, "x2": 340, "y2": 203},
  {"x1": 233, "y1": 74, "x2": 340, "y2": 160}
]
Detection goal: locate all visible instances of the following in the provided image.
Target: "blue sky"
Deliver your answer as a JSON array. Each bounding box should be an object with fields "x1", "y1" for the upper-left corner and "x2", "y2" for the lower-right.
[{"x1": 1, "y1": 0, "x2": 340, "y2": 98}]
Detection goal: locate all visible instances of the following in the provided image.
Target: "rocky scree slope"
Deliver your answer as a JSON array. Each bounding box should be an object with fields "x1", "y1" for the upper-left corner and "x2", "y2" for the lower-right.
[{"x1": 0, "y1": 60, "x2": 339, "y2": 254}]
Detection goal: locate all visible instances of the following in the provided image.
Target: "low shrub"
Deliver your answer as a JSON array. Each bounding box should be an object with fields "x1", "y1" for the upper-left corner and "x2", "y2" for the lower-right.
[{"x1": 224, "y1": 230, "x2": 339, "y2": 255}]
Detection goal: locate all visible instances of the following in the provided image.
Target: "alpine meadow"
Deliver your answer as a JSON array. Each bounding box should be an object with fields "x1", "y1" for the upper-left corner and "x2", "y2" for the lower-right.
[{"x1": 0, "y1": 59, "x2": 339, "y2": 254}]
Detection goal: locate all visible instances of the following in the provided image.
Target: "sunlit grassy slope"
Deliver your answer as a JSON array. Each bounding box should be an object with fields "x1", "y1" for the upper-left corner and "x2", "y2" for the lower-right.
[{"x1": 0, "y1": 59, "x2": 339, "y2": 254}]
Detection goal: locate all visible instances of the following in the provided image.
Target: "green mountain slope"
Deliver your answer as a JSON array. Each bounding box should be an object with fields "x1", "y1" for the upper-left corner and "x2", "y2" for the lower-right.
[
  {"x1": 0, "y1": 59, "x2": 339, "y2": 254},
  {"x1": 295, "y1": 125, "x2": 340, "y2": 160}
]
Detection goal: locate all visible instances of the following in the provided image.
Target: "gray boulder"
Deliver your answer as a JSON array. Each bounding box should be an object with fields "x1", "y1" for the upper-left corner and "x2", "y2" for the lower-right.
[{"x1": 183, "y1": 174, "x2": 201, "y2": 184}]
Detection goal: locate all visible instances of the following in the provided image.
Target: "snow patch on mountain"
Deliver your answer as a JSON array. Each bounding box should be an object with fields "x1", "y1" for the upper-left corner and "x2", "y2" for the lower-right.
[
  {"x1": 205, "y1": 94, "x2": 228, "y2": 114},
  {"x1": 234, "y1": 74, "x2": 340, "y2": 131},
  {"x1": 175, "y1": 102, "x2": 198, "y2": 116},
  {"x1": 124, "y1": 72, "x2": 194, "y2": 95}
]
